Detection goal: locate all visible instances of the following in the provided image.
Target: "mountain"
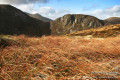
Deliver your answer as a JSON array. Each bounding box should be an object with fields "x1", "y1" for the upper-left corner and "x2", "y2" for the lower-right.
[
  {"x1": 1, "y1": 5, "x2": 120, "y2": 37},
  {"x1": 104, "y1": 17, "x2": 120, "y2": 25},
  {"x1": 67, "y1": 24, "x2": 120, "y2": 38},
  {"x1": 0, "y1": 5, "x2": 51, "y2": 36},
  {"x1": 28, "y1": 13, "x2": 52, "y2": 22},
  {"x1": 50, "y1": 14, "x2": 104, "y2": 35}
]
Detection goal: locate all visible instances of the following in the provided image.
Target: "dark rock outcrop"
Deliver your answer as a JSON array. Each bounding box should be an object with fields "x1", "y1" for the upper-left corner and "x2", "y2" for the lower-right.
[
  {"x1": 28, "y1": 13, "x2": 52, "y2": 22},
  {"x1": 50, "y1": 14, "x2": 104, "y2": 35},
  {"x1": 0, "y1": 5, "x2": 51, "y2": 36}
]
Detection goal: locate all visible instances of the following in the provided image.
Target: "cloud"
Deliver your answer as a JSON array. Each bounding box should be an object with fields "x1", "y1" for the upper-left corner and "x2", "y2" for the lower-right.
[
  {"x1": 0, "y1": 0, "x2": 49, "y2": 4},
  {"x1": 38, "y1": 7, "x2": 56, "y2": 14},
  {"x1": 17, "y1": 4, "x2": 36, "y2": 13},
  {"x1": 92, "y1": 5, "x2": 120, "y2": 19},
  {"x1": 16, "y1": 4, "x2": 71, "y2": 19},
  {"x1": 46, "y1": 9, "x2": 71, "y2": 19},
  {"x1": 37, "y1": 7, "x2": 71, "y2": 19}
]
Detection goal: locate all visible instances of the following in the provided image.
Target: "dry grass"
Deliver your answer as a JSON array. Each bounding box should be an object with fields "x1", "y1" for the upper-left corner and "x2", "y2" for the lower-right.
[
  {"x1": 67, "y1": 24, "x2": 120, "y2": 38},
  {"x1": 0, "y1": 35, "x2": 120, "y2": 80}
]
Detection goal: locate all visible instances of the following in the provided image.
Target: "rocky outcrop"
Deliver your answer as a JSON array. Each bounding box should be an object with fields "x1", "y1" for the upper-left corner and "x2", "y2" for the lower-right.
[
  {"x1": 28, "y1": 13, "x2": 52, "y2": 22},
  {"x1": 0, "y1": 5, "x2": 51, "y2": 36},
  {"x1": 50, "y1": 14, "x2": 104, "y2": 35}
]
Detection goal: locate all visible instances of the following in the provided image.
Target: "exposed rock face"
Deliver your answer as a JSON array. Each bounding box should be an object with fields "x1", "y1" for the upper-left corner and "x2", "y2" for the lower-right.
[
  {"x1": 104, "y1": 17, "x2": 120, "y2": 26},
  {"x1": 28, "y1": 13, "x2": 52, "y2": 22},
  {"x1": 50, "y1": 14, "x2": 104, "y2": 35},
  {"x1": 0, "y1": 5, "x2": 51, "y2": 36}
]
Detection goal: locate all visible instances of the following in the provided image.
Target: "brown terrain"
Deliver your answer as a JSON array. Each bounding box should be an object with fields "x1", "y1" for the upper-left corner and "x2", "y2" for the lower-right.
[
  {"x1": 0, "y1": 35, "x2": 120, "y2": 80},
  {"x1": 67, "y1": 24, "x2": 120, "y2": 38}
]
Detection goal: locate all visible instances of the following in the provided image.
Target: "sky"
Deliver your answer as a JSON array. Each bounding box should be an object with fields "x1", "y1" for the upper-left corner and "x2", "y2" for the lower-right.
[{"x1": 0, "y1": 0, "x2": 120, "y2": 20}]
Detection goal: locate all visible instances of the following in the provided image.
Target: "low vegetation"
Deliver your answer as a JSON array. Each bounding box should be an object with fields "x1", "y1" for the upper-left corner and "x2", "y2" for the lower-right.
[
  {"x1": 67, "y1": 24, "x2": 120, "y2": 38},
  {"x1": 0, "y1": 35, "x2": 120, "y2": 80}
]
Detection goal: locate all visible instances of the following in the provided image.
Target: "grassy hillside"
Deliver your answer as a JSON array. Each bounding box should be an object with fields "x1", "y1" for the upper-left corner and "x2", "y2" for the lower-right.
[
  {"x1": 0, "y1": 35, "x2": 120, "y2": 80},
  {"x1": 67, "y1": 24, "x2": 120, "y2": 38}
]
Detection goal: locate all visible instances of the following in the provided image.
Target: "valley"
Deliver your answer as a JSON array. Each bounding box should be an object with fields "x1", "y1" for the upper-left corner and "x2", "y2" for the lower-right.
[{"x1": 0, "y1": 4, "x2": 120, "y2": 80}]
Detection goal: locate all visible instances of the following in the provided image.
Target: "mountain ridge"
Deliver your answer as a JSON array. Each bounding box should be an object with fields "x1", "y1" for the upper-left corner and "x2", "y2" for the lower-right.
[
  {"x1": 50, "y1": 14, "x2": 120, "y2": 35},
  {"x1": 50, "y1": 14, "x2": 104, "y2": 35},
  {"x1": 28, "y1": 13, "x2": 52, "y2": 22},
  {"x1": 0, "y1": 4, "x2": 51, "y2": 36},
  {"x1": 104, "y1": 17, "x2": 120, "y2": 26},
  {"x1": 0, "y1": 4, "x2": 120, "y2": 37}
]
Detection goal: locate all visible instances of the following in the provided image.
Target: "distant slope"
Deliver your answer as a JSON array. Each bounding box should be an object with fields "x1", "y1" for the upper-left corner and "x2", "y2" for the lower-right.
[
  {"x1": 50, "y1": 14, "x2": 104, "y2": 35},
  {"x1": 28, "y1": 13, "x2": 52, "y2": 22},
  {"x1": 67, "y1": 24, "x2": 120, "y2": 38},
  {"x1": 104, "y1": 17, "x2": 120, "y2": 25},
  {"x1": 0, "y1": 5, "x2": 51, "y2": 36}
]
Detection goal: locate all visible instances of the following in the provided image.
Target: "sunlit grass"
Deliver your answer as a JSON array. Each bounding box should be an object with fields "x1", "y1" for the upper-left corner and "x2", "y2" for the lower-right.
[{"x1": 0, "y1": 35, "x2": 120, "y2": 80}]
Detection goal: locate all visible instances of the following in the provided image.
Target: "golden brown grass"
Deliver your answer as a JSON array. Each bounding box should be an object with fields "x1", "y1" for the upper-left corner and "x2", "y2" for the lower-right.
[
  {"x1": 0, "y1": 35, "x2": 120, "y2": 80},
  {"x1": 67, "y1": 24, "x2": 120, "y2": 38}
]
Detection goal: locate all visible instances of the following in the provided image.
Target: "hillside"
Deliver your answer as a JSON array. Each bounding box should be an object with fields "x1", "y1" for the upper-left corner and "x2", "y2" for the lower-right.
[
  {"x1": 0, "y1": 35, "x2": 120, "y2": 80},
  {"x1": 28, "y1": 13, "x2": 52, "y2": 22},
  {"x1": 0, "y1": 5, "x2": 120, "y2": 37},
  {"x1": 104, "y1": 17, "x2": 120, "y2": 26},
  {"x1": 50, "y1": 14, "x2": 120, "y2": 36},
  {"x1": 0, "y1": 5, "x2": 51, "y2": 36},
  {"x1": 50, "y1": 14, "x2": 104, "y2": 35},
  {"x1": 67, "y1": 24, "x2": 120, "y2": 38}
]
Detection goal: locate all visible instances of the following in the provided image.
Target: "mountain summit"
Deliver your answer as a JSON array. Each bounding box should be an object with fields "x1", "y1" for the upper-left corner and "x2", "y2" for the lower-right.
[{"x1": 50, "y1": 14, "x2": 104, "y2": 35}]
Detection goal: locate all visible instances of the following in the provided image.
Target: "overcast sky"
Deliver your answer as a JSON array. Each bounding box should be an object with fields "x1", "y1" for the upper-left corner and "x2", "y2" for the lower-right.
[{"x1": 0, "y1": 0, "x2": 120, "y2": 20}]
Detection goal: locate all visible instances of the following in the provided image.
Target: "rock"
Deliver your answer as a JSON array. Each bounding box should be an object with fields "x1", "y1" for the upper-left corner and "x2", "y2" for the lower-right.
[{"x1": 50, "y1": 14, "x2": 104, "y2": 35}]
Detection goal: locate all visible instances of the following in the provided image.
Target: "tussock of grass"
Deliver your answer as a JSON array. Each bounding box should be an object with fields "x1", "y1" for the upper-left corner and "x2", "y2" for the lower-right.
[
  {"x1": 0, "y1": 35, "x2": 19, "y2": 47},
  {"x1": 0, "y1": 35, "x2": 120, "y2": 79}
]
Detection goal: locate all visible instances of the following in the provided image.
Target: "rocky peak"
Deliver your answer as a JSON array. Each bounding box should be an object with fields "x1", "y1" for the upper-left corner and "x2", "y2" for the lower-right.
[{"x1": 50, "y1": 14, "x2": 104, "y2": 35}]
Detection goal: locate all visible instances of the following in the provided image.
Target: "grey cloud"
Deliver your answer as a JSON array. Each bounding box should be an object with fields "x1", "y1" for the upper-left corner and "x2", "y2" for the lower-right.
[{"x1": 0, "y1": 0, "x2": 49, "y2": 4}]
